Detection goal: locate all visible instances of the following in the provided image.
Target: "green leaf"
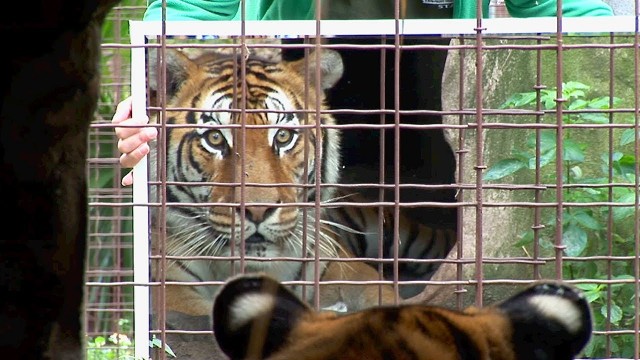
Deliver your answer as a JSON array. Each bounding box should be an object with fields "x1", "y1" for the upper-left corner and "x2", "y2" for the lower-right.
[
  {"x1": 585, "y1": 290, "x2": 603, "y2": 303},
  {"x1": 579, "y1": 113, "x2": 609, "y2": 124},
  {"x1": 544, "y1": 96, "x2": 557, "y2": 110},
  {"x1": 513, "y1": 150, "x2": 534, "y2": 163},
  {"x1": 539, "y1": 238, "x2": 554, "y2": 251},
  {"x1": 601, "y1": 303, "x2": 623, "y2": 325},
  {"x1": 615, "y1": 154, "x2": 637, "y2": 181},
  {"x1": 483, "y1": 159, "x2": 527, "y2": 181},
  {"x1": 610, "y1": 151, "x2": 624, "y2": 162},
  {"x1": 604, "y1": 152, "x2": 636, "y2": 179},
  {"x1": 620, "y1": 128, "x2": 638, "y2": 146},
  {"x1": 94, "y1": 336, "x2": 107, "y2": 347},
  {"x1": 612, "y1": 192, "x2": 637, "y2": 222},
  {"x1": 563, "y1": 224, "x2": 588, "y2": 257},
  {"x1": 500, "y1": 92, "x2": 537, "y2": 108},
  {"x1": 569, "y1": 165, "x2": 583, "y2": 180},
  {"x1": 583, "y1": 336, "x2": 604, "y2": 358},
  {"x1": 539, "y1": 89, "x2": 557, "y2": 104},
  {"x1": 574, "y1": 283, "x2": 599, "y2": 292},
  {"x1": 525, "y1": 132, "x2": 557, "y2": 169},
  {"x1": 573, "y1": 211, "x2": 603, "y2": 230},
  {"x1": 538, "y1": 130, "x2": 557, "y2": 153},
  {"x1": 574, "y1": 283, "x2": 604, "y2": 303},
  {"x1": 564, "y1": 81, "x2": 590, "y2": 91},
  {"x1": 150, "y1": 336, "x2": 177, "y2": 358},
  {"x1": 588, "y1": 96, "x2": 620, "y2": 109},
  {"x1": 562, "y1": 139, "x2": 585, "y2": 163},
  {"x1": 568, "y1": 98, "x2": 587, "y2": 110},
  {"x1": 513, "y1": 229, "x2": 534, "y2": 247},
  {"x1": 533, "y1": 148, "x2": 556, "y2": 169},
  {"x1": 566, "y1": 89, "x2": 585, "y2": 100}
]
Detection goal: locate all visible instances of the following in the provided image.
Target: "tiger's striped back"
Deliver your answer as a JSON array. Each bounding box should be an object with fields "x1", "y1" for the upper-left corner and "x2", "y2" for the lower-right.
[{"x1": 213, "y1": 274, "x2": 593, "y2": 360}]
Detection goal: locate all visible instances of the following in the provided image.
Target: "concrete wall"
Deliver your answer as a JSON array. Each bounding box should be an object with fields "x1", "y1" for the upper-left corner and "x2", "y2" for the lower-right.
[{"x1": 440, "y1": 34, "x2": 637, "y2": 305}]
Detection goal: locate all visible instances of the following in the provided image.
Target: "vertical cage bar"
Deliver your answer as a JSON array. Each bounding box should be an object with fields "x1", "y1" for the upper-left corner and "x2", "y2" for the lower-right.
[
  {"x1": 473, "y1": 0, "x2": 486, "y2": 306},
  {"x1": 553, "y1": 0, "x2": 566, "y2": 279},
  {"x1": 129, "y1": 22, "x2": 150, "y2": 360},
  {"x1": 605, "y1": 31, "x2": 616, "y2": 357},
  {"x1": 633, "y1": 4, "x2": 640, "y2": 358}
]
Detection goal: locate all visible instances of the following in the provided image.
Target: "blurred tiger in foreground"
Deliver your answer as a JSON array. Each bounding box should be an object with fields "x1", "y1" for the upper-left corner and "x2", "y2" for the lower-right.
[
  {"x1": 147, "y1": 47, "x2": 456, "y2": 332},
  {"x1": 213, "y1": 274, "x2": 593, "y2": 360}
]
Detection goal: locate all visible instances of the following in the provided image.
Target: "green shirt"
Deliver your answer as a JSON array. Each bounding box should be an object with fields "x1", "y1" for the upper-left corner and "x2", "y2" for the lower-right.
[
  {"x1": 143, "y1": 0, "x2": 613, "y2": 21},
  {"x1": 456, "y1": 0, "x2": 614, "y2": 18},
  {"x1": 144, "y1": 0, "x2": 313, "y2": 21}
]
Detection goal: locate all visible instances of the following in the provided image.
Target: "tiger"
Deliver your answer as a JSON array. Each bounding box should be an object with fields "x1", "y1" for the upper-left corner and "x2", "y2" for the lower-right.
[
  {"x1": 213, "y1": 273, "x2": 593, "y2": 360},
  {"x1": 326, "y1": 194, "x2": 456, "y2": 298},
  {"x1": 147, "y1": 47, "x2": 397, "y2": 326},
  {"x1": 146, "y1": 47, "x2": 457, "y2": 335}
]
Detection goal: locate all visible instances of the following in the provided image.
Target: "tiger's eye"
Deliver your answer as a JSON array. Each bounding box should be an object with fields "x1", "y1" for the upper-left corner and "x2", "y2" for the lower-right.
[
  {"x1": 275, "y1": 129, "x2": 293, "y2": 146},
  {"x1": 206, "y1": 130, "x2": 225, "y2": 147}
]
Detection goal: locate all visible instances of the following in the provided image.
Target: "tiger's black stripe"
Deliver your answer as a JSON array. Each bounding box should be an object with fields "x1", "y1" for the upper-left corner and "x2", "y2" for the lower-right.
[
  {"x1": 332, "y1": 206, "x2": 367, "y2": 256},
  {"x1": 426, "y1": 310, "x2": 481, "y2": 360},
  {"x1": 215, "y1": 275, "x2": 593, "y2": 360}
]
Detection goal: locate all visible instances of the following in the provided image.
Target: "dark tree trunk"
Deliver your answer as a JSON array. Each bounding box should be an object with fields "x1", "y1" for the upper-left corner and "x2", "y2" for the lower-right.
[{"x1": 0, "y1": 1, "x2": 120, "y2": 359}]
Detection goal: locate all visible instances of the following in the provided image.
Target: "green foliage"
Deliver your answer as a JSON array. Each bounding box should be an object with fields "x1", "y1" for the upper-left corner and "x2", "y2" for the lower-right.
[
  {"x1": 86, "y1": 335, "x2": 177, "y2": 360},
  {"x1": 87, "y1": 319, "x2": 176, "y2": 360},
  {"x1": 150, "y1": 336, "x2": 177, "y2": 358},
  {"x1": 485, "y1": 82, "x2": 638, "y2": 358},
  {"x1": 87, "y1": 319, "x2": 134, "y2": 360},
  {"x1": 86, "y1": 3, "x2": 146, "y2": 355},
  {"x1": 87, "y1": 333, "x2": 133, "y2": 360}
]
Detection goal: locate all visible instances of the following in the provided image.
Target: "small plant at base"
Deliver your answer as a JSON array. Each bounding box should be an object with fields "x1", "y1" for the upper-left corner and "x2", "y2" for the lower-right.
[
  {"x1": 87, "y1": 319, "x2": 176, "y2": 360},
  {"x1": 87, "y1": 332, "x2": 134, "y2": 360},
  {"x1": 150, "y1": 335, "x2": 177, "y2": 358}
]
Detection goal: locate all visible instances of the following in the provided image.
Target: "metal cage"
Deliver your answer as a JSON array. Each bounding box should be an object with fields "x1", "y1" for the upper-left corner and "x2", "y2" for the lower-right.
[{"x1": 87, "y1": 2, "x2": 640, "y2": 359}]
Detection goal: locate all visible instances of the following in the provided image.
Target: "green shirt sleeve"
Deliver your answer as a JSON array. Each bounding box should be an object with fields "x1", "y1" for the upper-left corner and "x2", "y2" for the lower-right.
[
  {"x1": 144, "y1": 0, "x2": 239, "y2": 21},
  {"x1": 506, "y1": 0, "x2": 614, "y2": 17},
  {"x1": 143, "y1": 0, "x2": 314, "y2": 21},
  {"x1": 453, "y1": 0, "x2": 613, "y2": 19},
  {"x1": 453, "y1": 0, "x2": 487, "y2": 19},
  {"x1": 255, "y1": 0, "x2": 314, "y2": 20}
]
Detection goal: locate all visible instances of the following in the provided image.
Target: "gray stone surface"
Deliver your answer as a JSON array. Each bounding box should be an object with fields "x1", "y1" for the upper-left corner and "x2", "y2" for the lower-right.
[{"x1": 603, "y1": 0, "x2": 635, "y2": 15}]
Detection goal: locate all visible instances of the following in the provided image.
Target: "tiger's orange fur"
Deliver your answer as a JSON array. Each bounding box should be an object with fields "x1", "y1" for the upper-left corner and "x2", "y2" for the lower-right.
[
  {"x1": 214, "y1": 274, "x2": 593, "y2": 360},
  {"x1": 148, "y1": 48, "x2": 396, "y2": 326}
]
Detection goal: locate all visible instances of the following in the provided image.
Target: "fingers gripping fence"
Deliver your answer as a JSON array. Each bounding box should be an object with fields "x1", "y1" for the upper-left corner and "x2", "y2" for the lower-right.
[{"x1": 88, "y1": 7, "x2": 640, "y2": 360}]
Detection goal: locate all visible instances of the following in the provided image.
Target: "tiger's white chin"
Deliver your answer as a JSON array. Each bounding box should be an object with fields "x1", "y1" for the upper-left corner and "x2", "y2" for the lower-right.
[
  {"x1": 222, "y1": 241, "x2": 308, "y2": 280},
  {"x1": 235, "y1": 257, "x2": 307, "y2": 285},
  {"x1": 241, "y1": 243, "x2": 297, "y2": 259}
]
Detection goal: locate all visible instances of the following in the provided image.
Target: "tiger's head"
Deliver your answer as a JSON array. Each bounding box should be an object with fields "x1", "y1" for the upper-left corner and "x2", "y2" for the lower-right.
[
  {"x1": 213, "y1": 274, "x2": 594, "y2": 360},
  {"x1": 148, "y1": 48, "x2": 344, "y2": 280}
]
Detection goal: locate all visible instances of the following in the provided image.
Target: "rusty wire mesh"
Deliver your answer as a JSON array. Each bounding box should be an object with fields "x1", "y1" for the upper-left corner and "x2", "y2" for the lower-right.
[{"x1": 87, "y1": 2, "x2": 640, "y2": 359}]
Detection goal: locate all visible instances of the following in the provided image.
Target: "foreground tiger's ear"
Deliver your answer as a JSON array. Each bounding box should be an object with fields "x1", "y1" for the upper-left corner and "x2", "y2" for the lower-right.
[
  {"x1": 290, "y1": 49, "x2": 344, "y2": 90},
  {"x1": 213, "y1": 275, "x2": 593, "y2": 360},
  {"x1": 494, "y1": 281, "x2": 593, "y2": 359},
  {"x1": 212, "y1": 273, "x2": 312, "y2": 360}
]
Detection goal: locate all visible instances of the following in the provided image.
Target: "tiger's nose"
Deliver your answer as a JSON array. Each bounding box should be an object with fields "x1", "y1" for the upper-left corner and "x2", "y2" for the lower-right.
[{"x1": 244, "y1": 206, "x2": 276, "y2": 224}]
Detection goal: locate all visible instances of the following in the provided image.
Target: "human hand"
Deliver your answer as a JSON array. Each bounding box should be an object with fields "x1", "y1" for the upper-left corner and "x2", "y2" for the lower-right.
[{"x1": 112, "y1": 96, "x2": 158, "y2": 186}]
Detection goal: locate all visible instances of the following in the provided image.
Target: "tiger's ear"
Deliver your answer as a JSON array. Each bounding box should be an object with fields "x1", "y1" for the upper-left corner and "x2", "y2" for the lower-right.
[
  {"x1": 147, "y1": 49, "x2": 198, "y2": 98},
  {"x1": 290, "y1": 48, "x2": 344, "y2": 90},
  {"x1": 212, "y1": 273, "x2": 312, "y2": 360},
  {"x1": 497, "y1": 282, "x2": 593, "y2": 360}
]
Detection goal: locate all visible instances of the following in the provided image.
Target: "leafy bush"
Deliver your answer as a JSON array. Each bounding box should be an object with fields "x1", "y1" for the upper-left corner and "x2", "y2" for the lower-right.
[
  {"x1": 484, "y1": 81, "x2": 637, "y2": 358},
  {"x1": 87, "y1": 319, "x2": 176, "y2": 360}
]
